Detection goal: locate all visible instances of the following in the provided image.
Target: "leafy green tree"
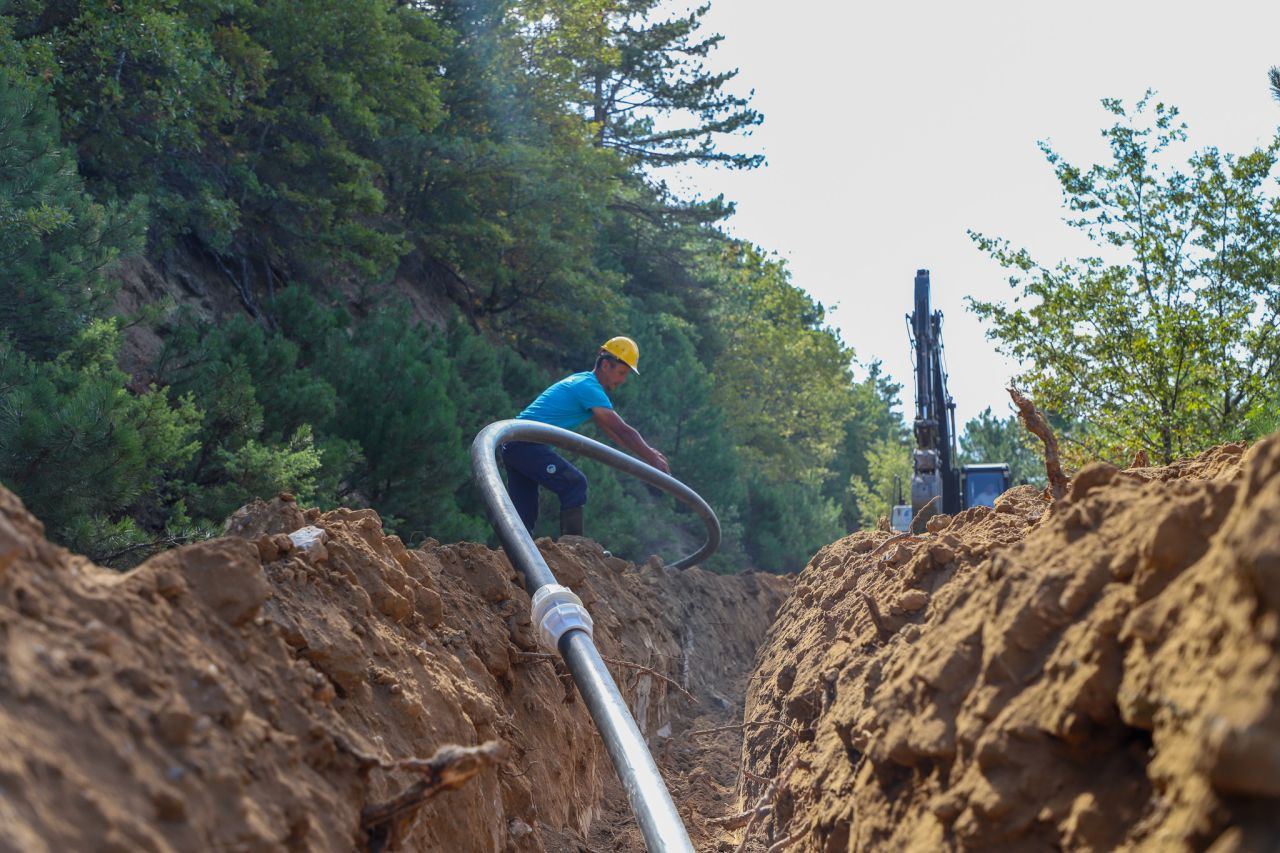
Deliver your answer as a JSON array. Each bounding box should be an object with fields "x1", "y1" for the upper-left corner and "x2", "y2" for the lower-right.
[
  {"x1": 0, "y1": 48, "x2": 202, "y2": 561},
  {"x1": 0, "y1": 46, "x2": 144, "y2": 359},
  {"x1": 711, "y1": 243, "x2": 857, "y2": 484},
  {"x1": 958, "y1": 406, "x2": 1046, "y2": 487},
  {"x1": 154, "y1": 310, "x2": 338, "y2": 521},
  {"x1": 321, "y1": 308, "x2": 488, "y2": 542},
  {"x1": 523, "y1": 0, "x2": 761, "y2": 167},
  {"x1": 831, "y1": 361, "x2": 910, "y2": 530},
  {"x1": 9, "y1": 0, "x2": 450, "y2": 280},
  {"x1": 0, "y1": 322, "x2": 202, "y2": 562},
  {"x1": 969, "y1": 94, "x2": 1280, "y2": 464},
  {"x1": 740, "y1": 473, "x2": 842, "y2": 571},
  {"x1": 847, "y1": 436, "x2": 912, "y2": 530}
]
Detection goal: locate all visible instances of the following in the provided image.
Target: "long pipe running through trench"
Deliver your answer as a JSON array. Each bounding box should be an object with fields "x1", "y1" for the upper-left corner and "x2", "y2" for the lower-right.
[{"x1": 471, "y1": 420, "x2": 721, "y2": 853}]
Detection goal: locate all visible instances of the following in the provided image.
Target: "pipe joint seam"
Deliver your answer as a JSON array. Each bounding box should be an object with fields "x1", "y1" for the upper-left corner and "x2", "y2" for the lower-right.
[{"x1": 531, "y1": 584, "x2": 594, "y2": 651}]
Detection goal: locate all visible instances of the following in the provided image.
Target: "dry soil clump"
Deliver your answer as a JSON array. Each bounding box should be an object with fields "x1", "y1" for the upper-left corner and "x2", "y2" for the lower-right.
[{"x1": 738, "y1": 438, "x2": 1280, "y2": 851}]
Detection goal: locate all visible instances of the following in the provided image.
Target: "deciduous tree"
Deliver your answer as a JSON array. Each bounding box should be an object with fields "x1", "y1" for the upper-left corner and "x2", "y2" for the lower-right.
[{"x1": 969, "y1": 94, "x2": 1280, "y2": 464}]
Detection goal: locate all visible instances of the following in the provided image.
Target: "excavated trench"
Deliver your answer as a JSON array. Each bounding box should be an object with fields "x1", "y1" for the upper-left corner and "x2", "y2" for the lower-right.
[{"x1": 1, "y1": 435, "x2": 1279, "y2": 850}]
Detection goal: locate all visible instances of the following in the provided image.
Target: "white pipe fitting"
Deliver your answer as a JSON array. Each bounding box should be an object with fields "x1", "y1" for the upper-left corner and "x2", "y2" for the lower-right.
[{"x1": 530, "y1": 584, "x2": 594, "y2": 651}]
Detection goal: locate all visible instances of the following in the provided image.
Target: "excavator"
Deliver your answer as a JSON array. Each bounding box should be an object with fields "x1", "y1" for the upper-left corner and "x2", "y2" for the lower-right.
[{"x1": 892, "y1": 269, "x2": 1010, "y2": 532}]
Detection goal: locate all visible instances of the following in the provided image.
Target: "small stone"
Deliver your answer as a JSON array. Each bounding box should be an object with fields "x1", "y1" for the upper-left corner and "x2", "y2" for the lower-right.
[
  {"x1": 155, "y1": 700, "x2": 197, "y2": 747},
  {"x1": 883, "y1": 543, "x2": 913, "y2": 567},
  {"x1": 896, "y1": 589, "x2": 929, "y2": 613},
  {"x1": 152, "y1": 786, "x2": 187, "y2": 822}
]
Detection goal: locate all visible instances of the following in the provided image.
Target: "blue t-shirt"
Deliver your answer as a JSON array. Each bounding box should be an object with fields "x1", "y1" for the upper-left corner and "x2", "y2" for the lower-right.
[{"x1": 516, "y1": 371, "x2": 612, "y2": 430}]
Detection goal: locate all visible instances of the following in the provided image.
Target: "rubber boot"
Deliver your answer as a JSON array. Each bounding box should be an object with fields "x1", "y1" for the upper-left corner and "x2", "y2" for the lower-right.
[{"x1": 559, "y1": 505, "x2": 584, "y2": 538}]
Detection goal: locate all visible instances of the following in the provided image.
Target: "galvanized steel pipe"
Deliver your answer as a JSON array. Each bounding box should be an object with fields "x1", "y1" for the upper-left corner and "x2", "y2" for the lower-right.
[{"x1": 471, "y1": 419, "x2": 720, "y2": 852}]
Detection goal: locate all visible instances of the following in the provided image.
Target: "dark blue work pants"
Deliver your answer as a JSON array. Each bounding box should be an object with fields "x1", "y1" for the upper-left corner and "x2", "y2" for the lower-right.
[{"x1": 500, "y1": 441, "x2": 588, "y2": 532}]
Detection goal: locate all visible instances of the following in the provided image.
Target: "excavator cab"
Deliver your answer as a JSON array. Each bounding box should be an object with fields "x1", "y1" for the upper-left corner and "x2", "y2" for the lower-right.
[{"x1": 961, "y1": 463, "x2": 1011, "y2": 509}]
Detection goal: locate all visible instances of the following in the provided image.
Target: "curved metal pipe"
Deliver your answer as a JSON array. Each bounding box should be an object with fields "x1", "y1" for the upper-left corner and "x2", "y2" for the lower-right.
[
  {"x1": 471, "y1": 420, "x2": 720, "y2": 577},
  {"x1": 471, "y1": 419, "x2": 720, "y2": 852}
]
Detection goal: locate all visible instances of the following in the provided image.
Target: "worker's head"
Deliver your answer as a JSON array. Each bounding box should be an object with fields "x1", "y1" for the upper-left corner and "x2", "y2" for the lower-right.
[{"x1": 595, "y1": 336, "x2": 639, "y2": 390}]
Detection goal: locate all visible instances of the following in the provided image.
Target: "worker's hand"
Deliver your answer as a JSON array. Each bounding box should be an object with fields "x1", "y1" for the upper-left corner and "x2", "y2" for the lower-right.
[{"x1": 649, "y1": 449, "x2": 670, "y2": 475}]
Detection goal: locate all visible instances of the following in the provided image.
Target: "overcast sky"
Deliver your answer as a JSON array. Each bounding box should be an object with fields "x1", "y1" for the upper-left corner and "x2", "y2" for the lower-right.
[{"x1": 663, "y1": 0, "x2": 1280, "y2": 429}]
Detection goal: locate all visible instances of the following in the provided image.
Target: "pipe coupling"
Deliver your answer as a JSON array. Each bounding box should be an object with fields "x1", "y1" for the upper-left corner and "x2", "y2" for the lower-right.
[{"x1": 530, "y1": 584, "x2": 594, "y2": 651}]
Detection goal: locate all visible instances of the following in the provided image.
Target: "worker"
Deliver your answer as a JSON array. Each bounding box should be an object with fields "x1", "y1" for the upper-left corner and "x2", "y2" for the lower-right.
[{"x1": 501, "y1": 336, "x2": 670, "y2": 538}]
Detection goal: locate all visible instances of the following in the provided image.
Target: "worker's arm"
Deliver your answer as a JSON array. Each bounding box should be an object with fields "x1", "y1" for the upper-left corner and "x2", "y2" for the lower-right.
[{"x1": 591, "y1": 407, "x2": 670, "y2": 474}]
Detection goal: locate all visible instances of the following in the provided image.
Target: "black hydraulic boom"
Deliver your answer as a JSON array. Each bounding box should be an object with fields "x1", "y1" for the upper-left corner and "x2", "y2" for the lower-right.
[{"x1": 908, "y1": 269, "x2": 961, "y2": 526}]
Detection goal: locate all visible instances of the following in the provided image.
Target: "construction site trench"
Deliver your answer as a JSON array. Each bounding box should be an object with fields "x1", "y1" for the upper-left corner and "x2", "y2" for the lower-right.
[{"x1": 1, "y1": 434, "x2": 1279, "y2": 851}]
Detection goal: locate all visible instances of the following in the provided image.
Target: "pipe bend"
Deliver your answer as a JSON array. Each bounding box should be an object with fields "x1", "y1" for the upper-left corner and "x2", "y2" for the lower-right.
[
  {"x1": 470, "y1": 419, "x2": 720, "y2": 572},
  {"x1": 469, "y1": 419, "x2": 708, "y2": 852}
]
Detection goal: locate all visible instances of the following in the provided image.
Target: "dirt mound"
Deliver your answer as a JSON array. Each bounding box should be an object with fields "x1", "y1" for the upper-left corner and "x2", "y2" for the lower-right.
[
  {"x1": 737, "y1": 437, "x2": 1280, "y2": 850},
  {"x1": 0, "y1": 488, "x2": 787, "y2": 851}
]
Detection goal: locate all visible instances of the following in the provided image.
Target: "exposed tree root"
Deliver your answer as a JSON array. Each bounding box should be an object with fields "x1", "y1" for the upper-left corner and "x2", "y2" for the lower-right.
[
  {"x1": 735, "y1": 757, "x2": 802, "y2": 853},
  {"x1": 360, "y1": 740, "x2": 509, "y2": 852},
  {"x1": 1008, "y1": 386, "x2": 1068, "y2": 499},
  {"x1": 686, "y1": 719, "x2": 800, "y2": 739}
]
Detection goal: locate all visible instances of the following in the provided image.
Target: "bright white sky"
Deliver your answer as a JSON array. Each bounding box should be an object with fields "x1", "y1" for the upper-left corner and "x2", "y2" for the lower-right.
[{"x1": 663, "y1": 0, "x2": 1280, "y2": 429}]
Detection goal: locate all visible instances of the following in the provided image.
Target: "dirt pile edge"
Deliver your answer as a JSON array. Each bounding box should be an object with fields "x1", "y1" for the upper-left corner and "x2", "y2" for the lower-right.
[
  {"x1": 739, "y1": 437, "x2": 1279, "y2": 850},
  {"x1": 0, "y1": 488, "x2": 787, "y2": 851}
]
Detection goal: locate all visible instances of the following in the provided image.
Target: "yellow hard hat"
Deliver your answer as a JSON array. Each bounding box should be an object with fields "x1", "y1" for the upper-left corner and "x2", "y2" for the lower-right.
[{"x1": 600, "y1": 336, "x2": 640, "y2": 374}]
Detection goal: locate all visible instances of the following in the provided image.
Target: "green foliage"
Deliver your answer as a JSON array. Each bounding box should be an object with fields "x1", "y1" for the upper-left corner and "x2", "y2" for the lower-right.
[
  {"x1": 0, "y1": 0, "x2": 911, "y2": 578},
  {"x1": 0, "y1": 50, "x2": 204, "y2": 562},
  {"x1": 969, "y1": 94, "x2": 1280, "y2": 464},
  {"x1": 847, "y1": 437, "x2": 912, "y2": 530},
  {"x1": 0, "y1": 322, "x2": 202, "y2": 559},
  {"x1": 740, "y1": 473, "x2": 842, "y2": 571},
  {"x1": 9, "y1": 0, "x2": 449, "y2": 277},
  {"x1": 832, "y1": 361, "x2": 910, "y2": 530},
  {"x1": 524, "y1": 0, "x2": 762, "y2": 167},
  {"x1": 711, "y1": 244, "x2": 857, "y2": 485},
  {"x1": 0, "y1": 53, "x2": 144, "y2": 359},
  {"x1": 840, "y1": 363, "x2": 912, "y2": 530},
  {"x1": 958, "y1": 407, "x2": 1046, "y2": 487},
  {"x1": 155, "y1": 308, "x2": 337, "y2": 522}
]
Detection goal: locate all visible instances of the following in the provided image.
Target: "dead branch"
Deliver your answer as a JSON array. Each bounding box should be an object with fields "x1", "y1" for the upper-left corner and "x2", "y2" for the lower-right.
[
  {"x1": 1008, "y1": 386, "x2": 1068, "y2": 500},
  {"x1": 361, "y1": 740, "x2": 508, "y2": 852},
  {"x1": 868, "y1": 532, "x2": 912, "y2": 559},
  {"x1": 858, "y1": 591, "x2": 893, "y2": 643},
  {"x1": 686, "y1": 719, "x2": 800, "y2": 739},
  {"x1": 736, "y1": 758, "x2": 801, "y2": 853},
  {"x1": 512, "y1": 650, "x2": 696, "y2": 704}
]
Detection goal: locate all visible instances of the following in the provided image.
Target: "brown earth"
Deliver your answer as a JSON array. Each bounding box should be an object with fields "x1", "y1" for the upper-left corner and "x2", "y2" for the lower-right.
[
  {"x1": 735, "y1": 437, "x2": 1280, "y2": 851},
  {"x1": 5, "y1": 435, "x2": 1280, "y2": 852},
  {"x1": 0, "y1": 487, "x2": 787, "y2": 851}
]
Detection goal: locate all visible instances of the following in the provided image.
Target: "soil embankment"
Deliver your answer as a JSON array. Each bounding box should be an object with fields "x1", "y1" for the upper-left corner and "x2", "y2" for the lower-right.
[
  {"x1": 4, "y1": 435, "x2": 1280, "y2": 851},
  {"x1": 0, "y1": 488, "x2": 787, "y2": 851},
  {"x1": 737, "y1": 437, "x2": 1280, "y2": 850}
]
